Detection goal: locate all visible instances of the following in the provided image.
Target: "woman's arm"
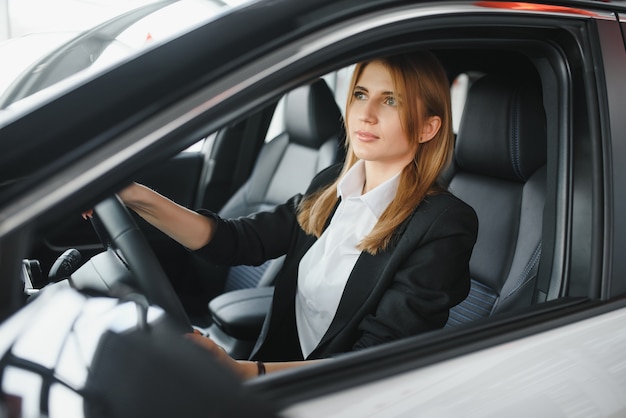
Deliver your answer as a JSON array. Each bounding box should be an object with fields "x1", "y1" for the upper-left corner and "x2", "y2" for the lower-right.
[{"x1": 118, "y1": 183, "x2": 215, "y2": 250}]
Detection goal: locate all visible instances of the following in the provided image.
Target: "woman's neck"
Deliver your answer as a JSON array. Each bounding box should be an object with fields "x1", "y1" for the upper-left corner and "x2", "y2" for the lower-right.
[{"x1": 363, "y1": 160, "x2": 409, "y2": 193}]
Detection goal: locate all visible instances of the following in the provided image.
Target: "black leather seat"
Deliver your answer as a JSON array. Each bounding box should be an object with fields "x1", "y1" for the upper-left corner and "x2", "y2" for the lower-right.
[
  {"x1": 218, "y1": 78, "x2": 345, "y2": 292},
  {"x1": 445, "y1": 73, "x2": 547, "y2": 327}
]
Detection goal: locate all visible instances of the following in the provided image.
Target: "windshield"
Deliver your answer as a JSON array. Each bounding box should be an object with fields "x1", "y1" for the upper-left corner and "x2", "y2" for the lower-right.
[{"x1": 0, "y1": 0, "x2": 247, "y2": 111}]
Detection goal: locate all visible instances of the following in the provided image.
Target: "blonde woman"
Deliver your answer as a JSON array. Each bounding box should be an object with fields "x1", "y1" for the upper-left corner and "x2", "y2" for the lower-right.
[{"x1": 120, "y1": 51, "x2": 478, "y2": 378}]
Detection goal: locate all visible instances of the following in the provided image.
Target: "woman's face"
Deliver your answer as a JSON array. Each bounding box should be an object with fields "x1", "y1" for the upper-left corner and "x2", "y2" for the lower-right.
[{"x1": 347, "y1": 61, "x2": 416, "y2": 173}]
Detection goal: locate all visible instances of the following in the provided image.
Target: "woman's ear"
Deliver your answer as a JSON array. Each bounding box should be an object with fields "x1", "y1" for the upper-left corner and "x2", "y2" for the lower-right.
[{"x1": 418, "y1": 116, "x2": 442, "y2": 143}]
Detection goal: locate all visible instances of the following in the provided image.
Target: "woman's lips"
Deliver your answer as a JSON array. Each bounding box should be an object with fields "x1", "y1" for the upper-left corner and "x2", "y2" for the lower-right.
[{"x1": 355, "y1": 130, "x2": 379, "y2": 141}]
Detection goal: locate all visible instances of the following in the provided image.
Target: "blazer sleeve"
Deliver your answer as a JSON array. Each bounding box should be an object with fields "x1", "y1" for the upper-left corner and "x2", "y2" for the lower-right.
[
  {"x1": 193, "y1": 195, "x2": 301, "y2": 266},
  {"x1": 192, "y1": 163, "x2": 343, "y2": 266},
  {"x1": 352, "y1": 196, "x2": 478, "y2": 350}
]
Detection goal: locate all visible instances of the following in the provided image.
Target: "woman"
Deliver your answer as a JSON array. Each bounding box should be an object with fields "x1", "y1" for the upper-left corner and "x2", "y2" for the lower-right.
[{"x1": 118, "y1": 51, "x2": 478, "y2": 379}]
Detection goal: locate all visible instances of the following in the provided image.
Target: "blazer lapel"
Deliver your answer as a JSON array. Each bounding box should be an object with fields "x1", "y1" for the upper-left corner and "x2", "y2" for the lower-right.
[
  {"x1": 310, "y1": 207, "x2": 419, "y2": 357},
  {"x1": 311, "y1": 240, "x2": 397, "y2": 356}
]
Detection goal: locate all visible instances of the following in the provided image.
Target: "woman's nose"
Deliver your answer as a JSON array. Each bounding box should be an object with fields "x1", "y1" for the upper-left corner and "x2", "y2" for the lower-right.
[{"x1": 359, "y1": 102, "x2": 376, "y2": 123}]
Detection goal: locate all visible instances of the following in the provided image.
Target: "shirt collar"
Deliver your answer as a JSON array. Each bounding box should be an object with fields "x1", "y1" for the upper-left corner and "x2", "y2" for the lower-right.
[{"x1": 336, "y1": 160, "x2": 401, "y2": 218}]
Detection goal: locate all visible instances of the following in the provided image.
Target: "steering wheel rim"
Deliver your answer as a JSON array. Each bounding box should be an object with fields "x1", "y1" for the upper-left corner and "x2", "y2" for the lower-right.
[{"x1": 92, "y1": 195, "x2": 192, "y2": 332}]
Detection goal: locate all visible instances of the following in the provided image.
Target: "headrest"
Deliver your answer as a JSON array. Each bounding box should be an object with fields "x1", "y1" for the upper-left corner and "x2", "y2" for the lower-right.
[
  {"x1": 455, "y1": 74, "x2": 547, "y2": 182},
  {"x1": 285, "y1": 78, "x2": 344, "y2": 148}
]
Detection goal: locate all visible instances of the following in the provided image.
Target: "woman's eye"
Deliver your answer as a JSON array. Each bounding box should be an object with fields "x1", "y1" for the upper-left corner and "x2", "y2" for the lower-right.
[
  {"x1": 384, "y1": 96, "x2": 397, "y2": 106},
  {"x1": 354, "y1": 91, "x2": 367, "y2": 100}
]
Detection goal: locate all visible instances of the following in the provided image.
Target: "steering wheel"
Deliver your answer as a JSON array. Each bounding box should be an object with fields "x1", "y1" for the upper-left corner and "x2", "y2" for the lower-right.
[{"x1": 92, "y1": 195, "x2": 192, "y2": 332}]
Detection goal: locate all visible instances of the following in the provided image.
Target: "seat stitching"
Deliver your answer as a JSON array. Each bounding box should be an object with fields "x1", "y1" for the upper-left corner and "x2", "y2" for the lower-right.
[
  {"x1": 509, "y1": 86, "x2": 523, "y2": 181},
  {"x1": 503, "y1": 242, "x2": 542, "y2": 300}
]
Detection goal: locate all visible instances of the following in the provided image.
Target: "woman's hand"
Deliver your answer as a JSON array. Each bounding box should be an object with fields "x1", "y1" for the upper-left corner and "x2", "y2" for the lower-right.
[
  {"x1": 80, "y1": 182, "x2": 139, "y2": 220},
  {"x1": 185, "y1": 333, "x2": 258, "y2": 379}
]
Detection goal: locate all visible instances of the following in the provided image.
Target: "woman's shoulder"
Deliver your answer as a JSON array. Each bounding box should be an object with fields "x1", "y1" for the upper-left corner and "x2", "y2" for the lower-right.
[
  {"x1": 393, "y1": 191, "x2": 478, "y2": 243},
  {"x1": 420, "y1": 190, "x2": 478, "y2": 222},
  {"x1": 424, "y1": 189, "x2": 470, "y2": 206}
]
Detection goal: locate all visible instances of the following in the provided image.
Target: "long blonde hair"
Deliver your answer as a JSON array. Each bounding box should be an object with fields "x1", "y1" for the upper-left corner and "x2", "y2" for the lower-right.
[{"x1": 297, "y1": 51, "x2": 454, "y2": 254}]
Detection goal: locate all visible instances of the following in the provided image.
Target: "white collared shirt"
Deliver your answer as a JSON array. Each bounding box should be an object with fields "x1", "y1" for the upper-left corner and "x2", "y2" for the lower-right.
[{"x1": 296, "y1": 160, "x2": 401, "y2": 358}]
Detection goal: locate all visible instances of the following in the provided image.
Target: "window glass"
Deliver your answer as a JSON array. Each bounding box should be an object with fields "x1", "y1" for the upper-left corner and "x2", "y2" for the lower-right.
[
  {"x1": 0, "y1": 0, "x2": 233, "y2": 108},
  {"x1": 451, "y1": 73, "x2": 469, "y2": 134}
]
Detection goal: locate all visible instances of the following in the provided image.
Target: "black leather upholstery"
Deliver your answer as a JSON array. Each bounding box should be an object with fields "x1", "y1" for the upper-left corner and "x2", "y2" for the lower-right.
[
  {"x1": 218, "y1": 78, "x2": 345, "y2": 292},
  {"x1": 446, "y1": 74, "x2": 547, "y2": 327}
]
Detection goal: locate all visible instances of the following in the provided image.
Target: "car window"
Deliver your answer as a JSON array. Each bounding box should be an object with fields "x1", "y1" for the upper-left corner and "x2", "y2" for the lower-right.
[
  {"x1": 83, "y1": 1, "x2": 225, "y2": 73},
  {"x1": 0, "y1": 0, "x2": 246, "y2": 110},
  {"x1": 450, "y1": 73, "x2": 469, "y2": 134}
]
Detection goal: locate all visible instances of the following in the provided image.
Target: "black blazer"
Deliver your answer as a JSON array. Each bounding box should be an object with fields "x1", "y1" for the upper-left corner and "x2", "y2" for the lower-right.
[{"x1": 196, "y1": 164, "x2": 478, "y2": 361}]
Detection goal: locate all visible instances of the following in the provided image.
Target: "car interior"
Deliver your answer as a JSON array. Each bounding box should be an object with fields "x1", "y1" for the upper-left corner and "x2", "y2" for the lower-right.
[
  {"x1": 202, "y1": 54, "x2": 552, "y2": 358},
  {"x1": 23, "y1": 43, "x2": 563, "y2": 363},
  {"x1": 28, "y1": 45, "x2": 557, "y2": 358}
]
